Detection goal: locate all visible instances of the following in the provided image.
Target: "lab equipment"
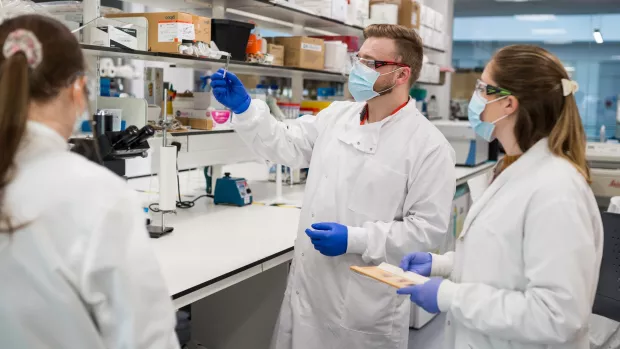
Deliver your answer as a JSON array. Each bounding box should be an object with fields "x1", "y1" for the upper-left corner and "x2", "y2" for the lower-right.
[
  {"x1": 433, "y1": 120, "x2": 489, "y2": 166},
  {"x1": 397, "y1": 278, "x2": 443, "y2": 314},
  {"x1": 593, "y1": 211, "x2": 620, "y2": 322},
  {"x1": 586, "y1": 142, "x2": 620, "y2": 208},
  {"x1": 210, "y1": 69, "x2": 251, "y2": 114},
  {"x1": 305, "y1": 222, "x2": 348, "y2": 257},
  {"x1": 213, "y1": 172, "x2": 253, "y2": 207},
  {"x1": 399, "y1": 252, "x2": 432, "y2": 276},
  {"x1": 70, "y1": 115, "x2": 154, "y2": 178}
]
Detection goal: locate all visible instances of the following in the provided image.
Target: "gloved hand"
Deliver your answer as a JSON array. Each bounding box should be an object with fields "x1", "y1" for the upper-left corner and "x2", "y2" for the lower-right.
[
  {"x1": 209, "y1": 68, "x2": 251, "y2": 114},
  {"x1": 399, "y1": 252, "x2": 432, "y2": 277},
  {"x1": 305, "y1": 223, "x2": 348, "y2": 257},
  {"x1": 397, "y1": 278, "x2": 444, "y2": 314}
]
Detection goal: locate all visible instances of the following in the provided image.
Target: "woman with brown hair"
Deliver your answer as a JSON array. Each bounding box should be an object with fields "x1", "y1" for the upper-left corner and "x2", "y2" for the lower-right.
[
  {"x1": 398, "y1": 44, "x2": 602, "y2": 349},
  {"x1": 0, "y1": 15, "x2": 178, "y2": 349}
]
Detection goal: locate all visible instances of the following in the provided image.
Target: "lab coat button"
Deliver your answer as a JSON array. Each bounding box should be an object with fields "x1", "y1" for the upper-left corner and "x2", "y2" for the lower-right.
[
  {"x1": 296, "y1": 291, "x2": 300, "y2": 295},
  {"x1": 302, "y1": 253, "x2": 305, "y2": 257}
]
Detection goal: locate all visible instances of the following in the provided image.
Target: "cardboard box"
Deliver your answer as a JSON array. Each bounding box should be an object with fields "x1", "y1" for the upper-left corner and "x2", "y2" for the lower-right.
[
  {"x1": 107, "y1": 12, "x2": 195, "y2": 53},
  {"x1": 274, "y1": 37, "x2": 325, "y2": 70},
  {"x1": 189, "y1": 118, "x2": 213, "y2": 130},
  {"x1": 268, "y1": 44, "x2": 285, "y2": 66},
  {"x1": 369, "y1": 0, "x2": 420, "y2": 29},
  {"x1": 193, "y1": 15, "x2": 212, "y2": 43},
  {"x1": 296, "y1": 0, "x2": 348, "y2": 22}
]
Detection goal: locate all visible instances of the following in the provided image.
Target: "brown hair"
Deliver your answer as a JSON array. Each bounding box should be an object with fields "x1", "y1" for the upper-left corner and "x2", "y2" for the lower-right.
[
  {"x1": 491, "y1": 44, "x2": 590, "y2": 182},
  {"x1": 363, "y1": 24, "x2": 424, "y2": 86},
  {"x1": 0, "y1": 15, "x2": 86, "y2": 233}
]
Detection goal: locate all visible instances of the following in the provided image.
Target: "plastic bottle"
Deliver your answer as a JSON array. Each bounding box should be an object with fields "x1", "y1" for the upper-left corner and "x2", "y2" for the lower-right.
[
  {"x1": 427, "y1": 95, "x2": 438, "y2": 120},
  {"x1": 600, "y1": 125, "x2": 607, "y2": 143}
]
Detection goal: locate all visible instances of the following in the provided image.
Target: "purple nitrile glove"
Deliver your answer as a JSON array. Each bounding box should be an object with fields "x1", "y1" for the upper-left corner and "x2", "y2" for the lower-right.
[
  {"x1": 397, "y1": 278, "x2": 444, "y2": 314},
  {"x1": 399, "y1": 252, "x2": 432, "y2": 277},
  {"x1": 304, "y1": 222, "x2": 348, "y2": 257}
]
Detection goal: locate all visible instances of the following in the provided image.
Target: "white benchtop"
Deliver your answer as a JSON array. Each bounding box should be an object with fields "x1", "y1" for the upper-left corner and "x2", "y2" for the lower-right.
[{"x1": 129, "y1": 161, "x2": 496, "y2": 308}]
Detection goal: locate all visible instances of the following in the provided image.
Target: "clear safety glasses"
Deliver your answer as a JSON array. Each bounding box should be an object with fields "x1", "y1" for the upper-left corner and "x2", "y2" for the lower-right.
[
  {"x1": 475, "y1": 79, "x2": 512, "y2": 98},
  {"x1": 350, "y1": 54, "x2": 410, "y2": 70}
]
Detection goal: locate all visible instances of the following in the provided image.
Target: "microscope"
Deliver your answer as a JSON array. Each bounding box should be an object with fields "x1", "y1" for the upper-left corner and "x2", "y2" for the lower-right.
[{"x1": 70, "y1": 112, "x2": 154, "y2": 178}]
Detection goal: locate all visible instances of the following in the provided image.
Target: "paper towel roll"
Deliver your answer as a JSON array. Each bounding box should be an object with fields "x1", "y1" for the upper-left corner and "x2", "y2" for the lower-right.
[
  {"x1": 370, "y1": 3, "x2": 398, "y2": 25},
  {"x1": 159, "y1": 146, "x2": 178, "y2": 211}
]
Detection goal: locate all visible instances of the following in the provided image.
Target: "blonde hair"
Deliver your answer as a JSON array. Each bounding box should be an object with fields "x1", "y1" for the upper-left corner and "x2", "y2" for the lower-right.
[
  {"x1": 363, "y1": 24, "x2": 424, "y2": 86},
  {"x1": 491, "y1": 44, "x2": 590, "y2": 182}
]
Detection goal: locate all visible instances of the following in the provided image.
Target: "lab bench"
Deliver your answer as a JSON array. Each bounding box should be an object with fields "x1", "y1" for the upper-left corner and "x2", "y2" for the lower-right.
[{"x1": 128, "y1": 160, "x2": 497, "y2": 309}]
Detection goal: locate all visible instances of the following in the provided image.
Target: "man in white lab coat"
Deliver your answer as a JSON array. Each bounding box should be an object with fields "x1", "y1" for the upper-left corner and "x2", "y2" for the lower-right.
[{"x1": 210, "y1": 24, "x2": 456, "y2": 349}]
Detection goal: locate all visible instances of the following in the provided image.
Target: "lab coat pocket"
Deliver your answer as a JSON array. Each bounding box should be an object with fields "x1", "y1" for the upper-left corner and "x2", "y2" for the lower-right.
[
  {"x1": 340, "y1": 272, "x2": 398, "y2": 335},
  {"x1": 348, "y1": 158, "x2": 407, "y2": 222}
]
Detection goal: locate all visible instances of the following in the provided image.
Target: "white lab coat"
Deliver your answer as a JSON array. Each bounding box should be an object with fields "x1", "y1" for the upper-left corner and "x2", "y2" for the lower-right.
[
  {"x1": 232, "y1": 99, "x2": 456, "y2": 349},
  {"x1": 430, "y1": 138, "x2": 603, "y2": 349},
  {"x1": 0, "y1": 122, "x2": 179, "y2": 349}
]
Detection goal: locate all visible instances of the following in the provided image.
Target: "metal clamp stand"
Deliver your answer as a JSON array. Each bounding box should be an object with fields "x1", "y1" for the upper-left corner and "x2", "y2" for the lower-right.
[{"x1": 147, "y1": 117, "x2": 176, "y2": 239}]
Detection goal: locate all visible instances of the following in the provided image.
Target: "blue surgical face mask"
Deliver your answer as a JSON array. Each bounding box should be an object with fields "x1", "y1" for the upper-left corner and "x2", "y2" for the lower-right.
[
  {"x1": 348, "y1": 61, "x2": 401, "y2": 102},
  {"x1": 467, "y1": 91, "x2": 510, "y2": 142}
]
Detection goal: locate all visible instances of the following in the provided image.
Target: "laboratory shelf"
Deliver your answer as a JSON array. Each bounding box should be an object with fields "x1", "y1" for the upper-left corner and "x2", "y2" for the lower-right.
[
  {"x1": 116, "y1": 0, "x2": 364, "y2": 36},
  {"x1": 81, "y1": 45, "x2": 348, "y2": 82},
  {"x1": 423, "y1": 46, "x2": 446, "y2": 54},
  {"x1": 170, "y1": 129, "x2": 235, "y2": 137}
]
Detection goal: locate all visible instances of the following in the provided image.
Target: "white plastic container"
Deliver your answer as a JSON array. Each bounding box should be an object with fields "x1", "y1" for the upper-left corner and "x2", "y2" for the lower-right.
[{"x1": 324, "y1": 41, "x2": 347, "y2": 73}]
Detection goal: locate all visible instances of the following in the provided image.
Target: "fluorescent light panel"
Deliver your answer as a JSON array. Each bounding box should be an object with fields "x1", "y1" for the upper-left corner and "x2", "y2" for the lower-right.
[
  {"x1": 515, "y1": 14, "x2": 556, "y2": 21},
  {"x1": 531, "y1": 28, "x2": 567, "y2": 35},
  {"x1": 593, "y1": 30, "x2": 604, "y2": 44}
]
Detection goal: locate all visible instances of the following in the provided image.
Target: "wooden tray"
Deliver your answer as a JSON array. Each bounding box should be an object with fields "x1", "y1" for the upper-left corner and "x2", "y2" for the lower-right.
[{"x1": 350, "y1": 265, "x2": 429, "y2": 289}]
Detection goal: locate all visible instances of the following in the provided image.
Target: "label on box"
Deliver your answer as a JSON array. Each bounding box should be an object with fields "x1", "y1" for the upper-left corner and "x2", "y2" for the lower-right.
[
  {"x1": 158, "y1": 21, "x2": 195, "y2": 42},
  {"x1": 301, "y1": 42, "x2": 322, "y2": 52}
]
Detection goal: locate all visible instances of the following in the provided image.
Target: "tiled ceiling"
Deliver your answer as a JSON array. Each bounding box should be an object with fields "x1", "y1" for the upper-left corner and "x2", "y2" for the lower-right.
[{"x1": 455, "y1": 0, "x2": 620, "y2": 17}]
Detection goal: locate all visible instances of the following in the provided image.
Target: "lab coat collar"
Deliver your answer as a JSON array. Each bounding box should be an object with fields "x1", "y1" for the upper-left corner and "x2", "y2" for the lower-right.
[
  {"x1": 461, "y1": 138, "x2": 550, "y2": 238},
  {"x1": 15, "y1": 121, "x2": 68, "y2": 165},
  {"x1": 338, "y1": 99, "x2": 417, "y2": 154}
]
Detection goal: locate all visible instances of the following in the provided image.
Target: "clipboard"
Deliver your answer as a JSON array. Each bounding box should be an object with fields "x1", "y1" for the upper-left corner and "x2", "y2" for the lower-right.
[{"x1": 350, "y1": 263, "x2": 430, "y2": 289}]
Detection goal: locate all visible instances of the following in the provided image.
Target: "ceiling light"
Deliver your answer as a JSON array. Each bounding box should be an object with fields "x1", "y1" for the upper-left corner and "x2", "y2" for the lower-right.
[
  {"x1": 515, "y1": 14, "x2": 556, "y2": 21},
  {"x1": 495, "y1": 0, "x2": 542, "y2": 2},
  {"x1": 593, "y1": 29, "x2": 604, "y2": 44},
  {"x1": 531, "y1": 28, "x2": 567, "y2": 35},
  {"x1": 612, "y1": 55, "x2": 620, "y2": 60},
  {"x1": 544, "y1": 39, "x2": 573, "y2": 45}
]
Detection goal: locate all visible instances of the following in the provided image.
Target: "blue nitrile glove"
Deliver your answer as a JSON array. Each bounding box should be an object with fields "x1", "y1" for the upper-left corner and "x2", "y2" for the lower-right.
[
  {"x1": 210, "y1": 68, "x2": 251, "y2": 114},
  {"x1": 399, "y1": 252, "x2": 432, "y2": 277},
  {"x1": 305, "y1": 222, "x2": 348, "y2": 257},
  {"x1": 397, "y1": 278, "x2": 444, "y2": 314}
]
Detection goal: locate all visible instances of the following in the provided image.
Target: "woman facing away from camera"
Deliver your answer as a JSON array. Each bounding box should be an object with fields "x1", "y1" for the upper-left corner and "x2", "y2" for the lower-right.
[{"x1": 0, "y1": 14, "x2": 179, "y2": 349}]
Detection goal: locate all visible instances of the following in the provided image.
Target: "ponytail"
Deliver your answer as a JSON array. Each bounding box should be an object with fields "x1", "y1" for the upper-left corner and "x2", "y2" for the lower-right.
[
  {"x1": 0, "y1": 53, "x2": 30, "y2": 233},
  {"x1": 548, "y1": 94, "x2": 591, "y2": 183}
]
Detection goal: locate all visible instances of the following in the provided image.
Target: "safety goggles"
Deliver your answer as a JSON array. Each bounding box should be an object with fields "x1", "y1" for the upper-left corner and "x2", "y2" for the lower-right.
[
  {"x1": 475, "y1": 79, "x2": 512, "y2": 97},
  {"x1": 351, "y1": 54, "x2": 409, "y2": 70}
]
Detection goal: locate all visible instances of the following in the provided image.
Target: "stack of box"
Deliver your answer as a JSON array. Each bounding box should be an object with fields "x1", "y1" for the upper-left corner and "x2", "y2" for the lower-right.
[
  {"x1": 106, "y1": 12, "x2": 211, "y2": 54},
  {"x1": 273, "y1": 37, "x2": 325, "y2": 70},
  {"x1": 418, "y1": 5, "x2": 445, "y2": 50},
  {"x1": 295, "y1": 0, "x2": 348, "y2": 22},
  {"x1": 347, "y1": 0, "x2": 370, "y2": 26},
  {"x1": 173, "y1": 92, "x2": 214, "y2": 130},
  {"x1": 419, "y1": 63, "x2": 441, "y2": 84},
  {"x1": 368, "y1": 0, "x2": 421, "y2": 29}
]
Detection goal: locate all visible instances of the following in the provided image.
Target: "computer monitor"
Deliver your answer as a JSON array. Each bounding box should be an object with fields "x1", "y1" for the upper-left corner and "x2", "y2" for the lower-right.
[{"x1": 593, "y1": 211, "x2": 620, "y2": 322}]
